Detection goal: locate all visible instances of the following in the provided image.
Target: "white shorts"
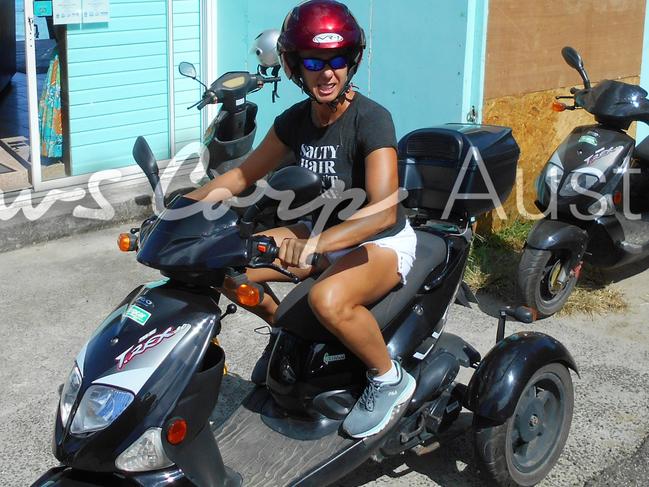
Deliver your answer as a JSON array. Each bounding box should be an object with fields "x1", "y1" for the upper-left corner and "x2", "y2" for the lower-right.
[{"x1": 298, "y1": 219, "x2": 417, "y2": 284}]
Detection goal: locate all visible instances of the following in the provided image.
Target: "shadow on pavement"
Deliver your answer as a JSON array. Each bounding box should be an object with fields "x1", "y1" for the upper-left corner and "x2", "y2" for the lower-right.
[
  {"x1": 333, "y1": 413, "x2": 483, "y2": 487},
  {"x1": 209, "y1": 373, "x2": 256, "y2": 428}
]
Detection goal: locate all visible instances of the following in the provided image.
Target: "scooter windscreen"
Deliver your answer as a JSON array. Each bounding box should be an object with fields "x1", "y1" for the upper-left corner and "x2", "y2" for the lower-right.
[
  {"x1": 576, "y1": 80, "x2": 649, "y2": 125},
  {"x1": 137, "y1": 196, "x2": 248, "y2": 274}
]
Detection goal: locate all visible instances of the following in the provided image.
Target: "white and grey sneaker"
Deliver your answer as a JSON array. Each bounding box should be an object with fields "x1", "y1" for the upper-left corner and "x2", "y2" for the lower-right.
[{"x1": 342, "y1": 361, "x2": 416, "y2": 438}]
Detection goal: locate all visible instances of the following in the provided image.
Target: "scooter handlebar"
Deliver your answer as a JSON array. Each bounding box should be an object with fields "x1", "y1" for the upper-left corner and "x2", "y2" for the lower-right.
[
  {"x1": 252, "y1": 238, "x2": 322, "y2": 269},
  {"x1": 196, "y1": 90, "x2": 217, "y2": 110},
  {"x1": 263, "y1": 242, "x2": 322, "y2": 267}
]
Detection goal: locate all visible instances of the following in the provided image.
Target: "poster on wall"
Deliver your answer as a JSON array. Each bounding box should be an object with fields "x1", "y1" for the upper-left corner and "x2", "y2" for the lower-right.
[
  {"x1": 53, "y1": 0, "x2": 82, "y2": 25},
  {"x1": 82, "y1": 0, "x2": 110, "y2": 23}
]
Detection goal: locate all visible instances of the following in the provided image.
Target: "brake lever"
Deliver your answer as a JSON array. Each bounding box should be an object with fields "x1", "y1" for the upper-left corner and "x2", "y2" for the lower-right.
[{"x1": 249, "y1": 261, "x2": 300, "y2": 283}]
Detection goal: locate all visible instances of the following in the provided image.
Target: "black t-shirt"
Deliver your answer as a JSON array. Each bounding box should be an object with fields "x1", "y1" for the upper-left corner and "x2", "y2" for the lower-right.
[{"x1": 274, "y1": 92, "x2": 406, "y2": 240}]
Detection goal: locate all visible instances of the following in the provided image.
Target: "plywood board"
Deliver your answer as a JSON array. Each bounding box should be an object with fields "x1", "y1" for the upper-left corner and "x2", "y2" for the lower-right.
[
  {"x1": 485, "y1": 0, "x2": 645, "y2": 99},
  {"x1": 479, "y1": 77, "x2": 639, "y2": 232}
]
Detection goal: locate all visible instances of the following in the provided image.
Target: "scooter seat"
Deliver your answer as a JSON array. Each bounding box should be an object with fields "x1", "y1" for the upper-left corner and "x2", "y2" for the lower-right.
[{"x1": 274, "y1": 230, "x2": 447, "y2": 342}]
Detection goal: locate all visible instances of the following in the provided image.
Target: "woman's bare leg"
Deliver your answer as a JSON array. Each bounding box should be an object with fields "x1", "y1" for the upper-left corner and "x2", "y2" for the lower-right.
[
  {"x1": 307, "y1": 244, "x2": 400, "y2": 374},
  {"x1": 220, "y1": 222, "x2": 315, "y2": 324}
]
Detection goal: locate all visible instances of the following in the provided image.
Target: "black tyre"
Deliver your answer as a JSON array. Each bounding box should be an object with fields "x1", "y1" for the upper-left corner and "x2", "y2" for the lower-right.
[
  {"x1": 517, "y1": 248, "x2": 578, "y2": 317},
  {"x1": 473, "y1": 363, "x2": 574, "y2": 487}
]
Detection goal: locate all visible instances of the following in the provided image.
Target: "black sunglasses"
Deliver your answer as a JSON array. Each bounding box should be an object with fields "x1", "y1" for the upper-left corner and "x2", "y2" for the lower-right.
[{"x1": 301, "y1": 55, "x2": 348, "y2": 72}]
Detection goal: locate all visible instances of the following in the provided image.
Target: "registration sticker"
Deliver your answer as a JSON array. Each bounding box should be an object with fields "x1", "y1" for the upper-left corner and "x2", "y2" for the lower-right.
[
  {"x1": 124, "y1": 305, "x2": 151, "y2": 326},
  {"x1": 578, "y1": 135, "x2": 598, "y2": 146}
]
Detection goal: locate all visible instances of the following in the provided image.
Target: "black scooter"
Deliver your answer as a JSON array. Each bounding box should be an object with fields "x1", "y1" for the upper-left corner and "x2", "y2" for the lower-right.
[
  {"x1": 32, "y1": 123, "x2": 576, "y2": 487},
  {"x1": 172, "y1": 54, "x2": 286, "y2": 228},
  {"x1": 182, "y1": 29, "x2": 283, "y2": 180},
  {"x1": 518, "y1": 46, "x2": 649, "y2": 316}
]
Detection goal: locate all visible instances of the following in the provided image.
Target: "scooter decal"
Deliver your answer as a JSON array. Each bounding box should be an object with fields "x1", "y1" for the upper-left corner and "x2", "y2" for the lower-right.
[
  {"x1": 578, "y1": 135, "x2": 598, "y2": 146},
  {"x1": 124, "y1": 305, "x2": 151, "y2": 326},
  {"x1": 584, "y1": 145, "x2": 624, "y2": 166},
  {"x1": 135, "y1": 296, "x2": 154, "y2": 309},
  {"x1": 115, "y1": 324, "x2": 187, "y2": 370},
  {"x1": 323, "y1": 352, "x2": 345, "y2": 365},
  {"x1": 95, "y1": 324, "x2": 192, "y2": 394},
  {"x1": 313, "y1": 33, "x2": 343, "y2": 43}
]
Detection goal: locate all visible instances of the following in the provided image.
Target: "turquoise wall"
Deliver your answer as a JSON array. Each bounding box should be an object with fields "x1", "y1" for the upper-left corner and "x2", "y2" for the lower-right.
[
  {"x1": 172, "y1": 0, "x2": 202, "y2": 151},
  {"x1": 216, "y1": 0, "x2": 489, "y2": 143},
  {"x1": 66, "y1": 0, "x2": 203, "y2": 175},
  {"x1": 63, "y1": 0, "x2": 488, "y2": 175},
  {"x1": 67, "y1": 0, "x2": 171, "y2": 175}
]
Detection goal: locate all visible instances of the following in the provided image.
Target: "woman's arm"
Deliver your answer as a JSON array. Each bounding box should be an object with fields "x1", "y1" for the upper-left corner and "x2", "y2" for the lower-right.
[
  {"x1": 186, "y1": 125, "x2": 290, "y2": 202},
  {"x1": 279, "y1": 147, "x2": 400, "y2": 267},
  {"x1": 316, "y1": 147, "x2": 399, "y2": 252}
]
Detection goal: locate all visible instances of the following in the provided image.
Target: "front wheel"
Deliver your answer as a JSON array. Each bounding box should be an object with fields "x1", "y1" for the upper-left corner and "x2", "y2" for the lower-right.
[
  {"x1": 473, "y1": 363, "x2": 574, "y2": 486},
  {"x1": 517, "y1": 248, "x2": 579, "y2": 317}
]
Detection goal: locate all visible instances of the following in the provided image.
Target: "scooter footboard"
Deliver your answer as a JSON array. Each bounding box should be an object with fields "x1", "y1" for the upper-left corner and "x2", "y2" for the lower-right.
[{"x1": 464, "y1": 332, "x2": 578, "y2": 423}]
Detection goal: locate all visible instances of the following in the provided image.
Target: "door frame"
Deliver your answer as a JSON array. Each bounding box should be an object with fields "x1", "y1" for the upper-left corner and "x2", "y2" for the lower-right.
[{"x1": 22, "y1": 0, "x2": 44, "y2": 191}]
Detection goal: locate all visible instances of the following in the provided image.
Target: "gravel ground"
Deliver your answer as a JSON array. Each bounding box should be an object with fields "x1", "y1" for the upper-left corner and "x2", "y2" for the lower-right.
[{"x1": 1, "y1": 225, "x2": 648, "y2": 486}]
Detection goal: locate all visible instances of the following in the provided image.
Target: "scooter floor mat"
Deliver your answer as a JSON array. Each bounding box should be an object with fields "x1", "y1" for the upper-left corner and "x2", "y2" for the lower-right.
[
  {"x1": 617, "y1": 216, "x2": 649, "y2": 246},
  {"x1": 213, "y1": 388, "x2": 355, "y2": 486}
]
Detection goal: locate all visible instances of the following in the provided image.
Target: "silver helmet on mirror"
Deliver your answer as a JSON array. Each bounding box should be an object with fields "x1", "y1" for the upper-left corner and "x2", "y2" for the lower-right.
[{"x1": 251, "y1": 29, "x2": 281, "y2": 68}]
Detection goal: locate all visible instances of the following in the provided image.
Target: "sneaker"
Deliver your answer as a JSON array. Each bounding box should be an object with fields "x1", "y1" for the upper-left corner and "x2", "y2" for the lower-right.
[
  {"x1": 342, "y1": 361, "x2": 416, "y2": 438},
  {"x1": 251, "y1": 332, "x2": 277, "y2": 386}
]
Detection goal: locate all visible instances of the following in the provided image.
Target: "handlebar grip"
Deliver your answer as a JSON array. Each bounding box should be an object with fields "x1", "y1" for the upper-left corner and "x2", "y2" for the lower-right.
[
  {"x1": 307, "y1": 253, "x2": 322, "y2": 267},
  {"x1": 196, "y1": 90, "x2": 217, "y2": 110},
  {"x1": 264, "y1": 243, "x2": 321, "y2": 267},
  {"x1": 196, "y1": 98, "x2": 210, "y2": 110},
  {"x1": 266, "y1": 243, "x2": 280, "y2": 260}
]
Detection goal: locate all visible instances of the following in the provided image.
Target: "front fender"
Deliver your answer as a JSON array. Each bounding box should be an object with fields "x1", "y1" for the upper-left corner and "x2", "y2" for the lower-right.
[
  {"x1": 465, "y1": 332, "x2": 578, "y2": 423},
  {"x1": 525, "y1": 219, "x2": 588, "y2": 258}
]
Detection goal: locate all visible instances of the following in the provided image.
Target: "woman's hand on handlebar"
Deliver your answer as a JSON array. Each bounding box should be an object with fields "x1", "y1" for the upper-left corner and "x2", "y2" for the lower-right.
[{"x1": 279, "y1": 238, "x2": 321, "y2": 269}]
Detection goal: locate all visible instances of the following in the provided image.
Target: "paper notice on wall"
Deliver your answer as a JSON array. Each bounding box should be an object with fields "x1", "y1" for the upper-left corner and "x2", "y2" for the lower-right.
[
  {"x1": 82, "y1": 0, "x2": 110, "y2": 23},
  {"x1": 53, "y1": 0, "x2": 82, "y2": 25}
]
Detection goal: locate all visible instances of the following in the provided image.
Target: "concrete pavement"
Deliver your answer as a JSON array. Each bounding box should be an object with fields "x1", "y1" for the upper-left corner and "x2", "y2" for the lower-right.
[{"x1": 1, "y1": 224, "x2": 649, "y2": 486}]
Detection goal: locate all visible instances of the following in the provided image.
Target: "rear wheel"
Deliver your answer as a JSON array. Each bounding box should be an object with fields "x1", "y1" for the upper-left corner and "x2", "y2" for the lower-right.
[
  {"x1": 473, "y1": 363, "x2": 574, "y2": 486},
  {"x1": 517, "y1": 248, "x2": 578, "y2": 317}
]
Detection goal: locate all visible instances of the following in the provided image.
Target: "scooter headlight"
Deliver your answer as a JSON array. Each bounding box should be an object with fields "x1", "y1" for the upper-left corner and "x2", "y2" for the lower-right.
[
  {"x1": 536, "y1": 164, "x2": 563, "y2": 204},
  {"x1": 559, "y1": 172, "x2": 600, "y2": 197},
  {"x1": 70, "y1": 385, "x2": 134, "y2": 435},
  {"x1": 543, "y1": 164, "x2": 563, "y2": 193},
  {"x1": 59, "y1": 364, "x2": 82, "y2": 427},
  {"x1": 115, "y1": 428, "x2": 174, "y2": 472}
]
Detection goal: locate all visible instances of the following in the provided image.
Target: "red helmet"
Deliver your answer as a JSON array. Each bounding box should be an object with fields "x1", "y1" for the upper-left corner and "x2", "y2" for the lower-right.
[{"x1": 277, "y1": 0, "x2": 366, "y2": 95}]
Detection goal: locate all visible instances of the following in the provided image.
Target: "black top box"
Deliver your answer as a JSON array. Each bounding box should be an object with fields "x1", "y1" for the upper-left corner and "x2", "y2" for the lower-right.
[{"x1": 397, "y1": 124, "x2": 520, "y2": 219}]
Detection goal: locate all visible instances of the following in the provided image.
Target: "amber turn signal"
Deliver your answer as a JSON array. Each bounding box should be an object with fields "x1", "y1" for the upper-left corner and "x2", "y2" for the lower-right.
[
  {"x1": 613, "y1": 191, "x2": 623, "y2": 205},
  {"x1": 552, "y1": 101, "x2": 567, "y2": 112},
  {"x1": 166, "y1": 418, "x2": 187, "y2": 445},
  {"x1": 236, "y1": 283, "x2": 262, "y2": 306},
  {"x1": 117, "y1": 233, "x2": 137, "y2": 252}
]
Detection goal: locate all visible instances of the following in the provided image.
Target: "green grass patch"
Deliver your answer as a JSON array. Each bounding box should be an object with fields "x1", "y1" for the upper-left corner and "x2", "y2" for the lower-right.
[{"x1": 466, "y1": 220, "x2": 628, "y2": 316}]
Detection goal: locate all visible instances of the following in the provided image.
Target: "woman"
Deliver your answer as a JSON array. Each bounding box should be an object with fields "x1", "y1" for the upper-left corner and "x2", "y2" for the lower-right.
[{"x1": 187, "y1": 0, "x2": 417, "y2": 439}]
